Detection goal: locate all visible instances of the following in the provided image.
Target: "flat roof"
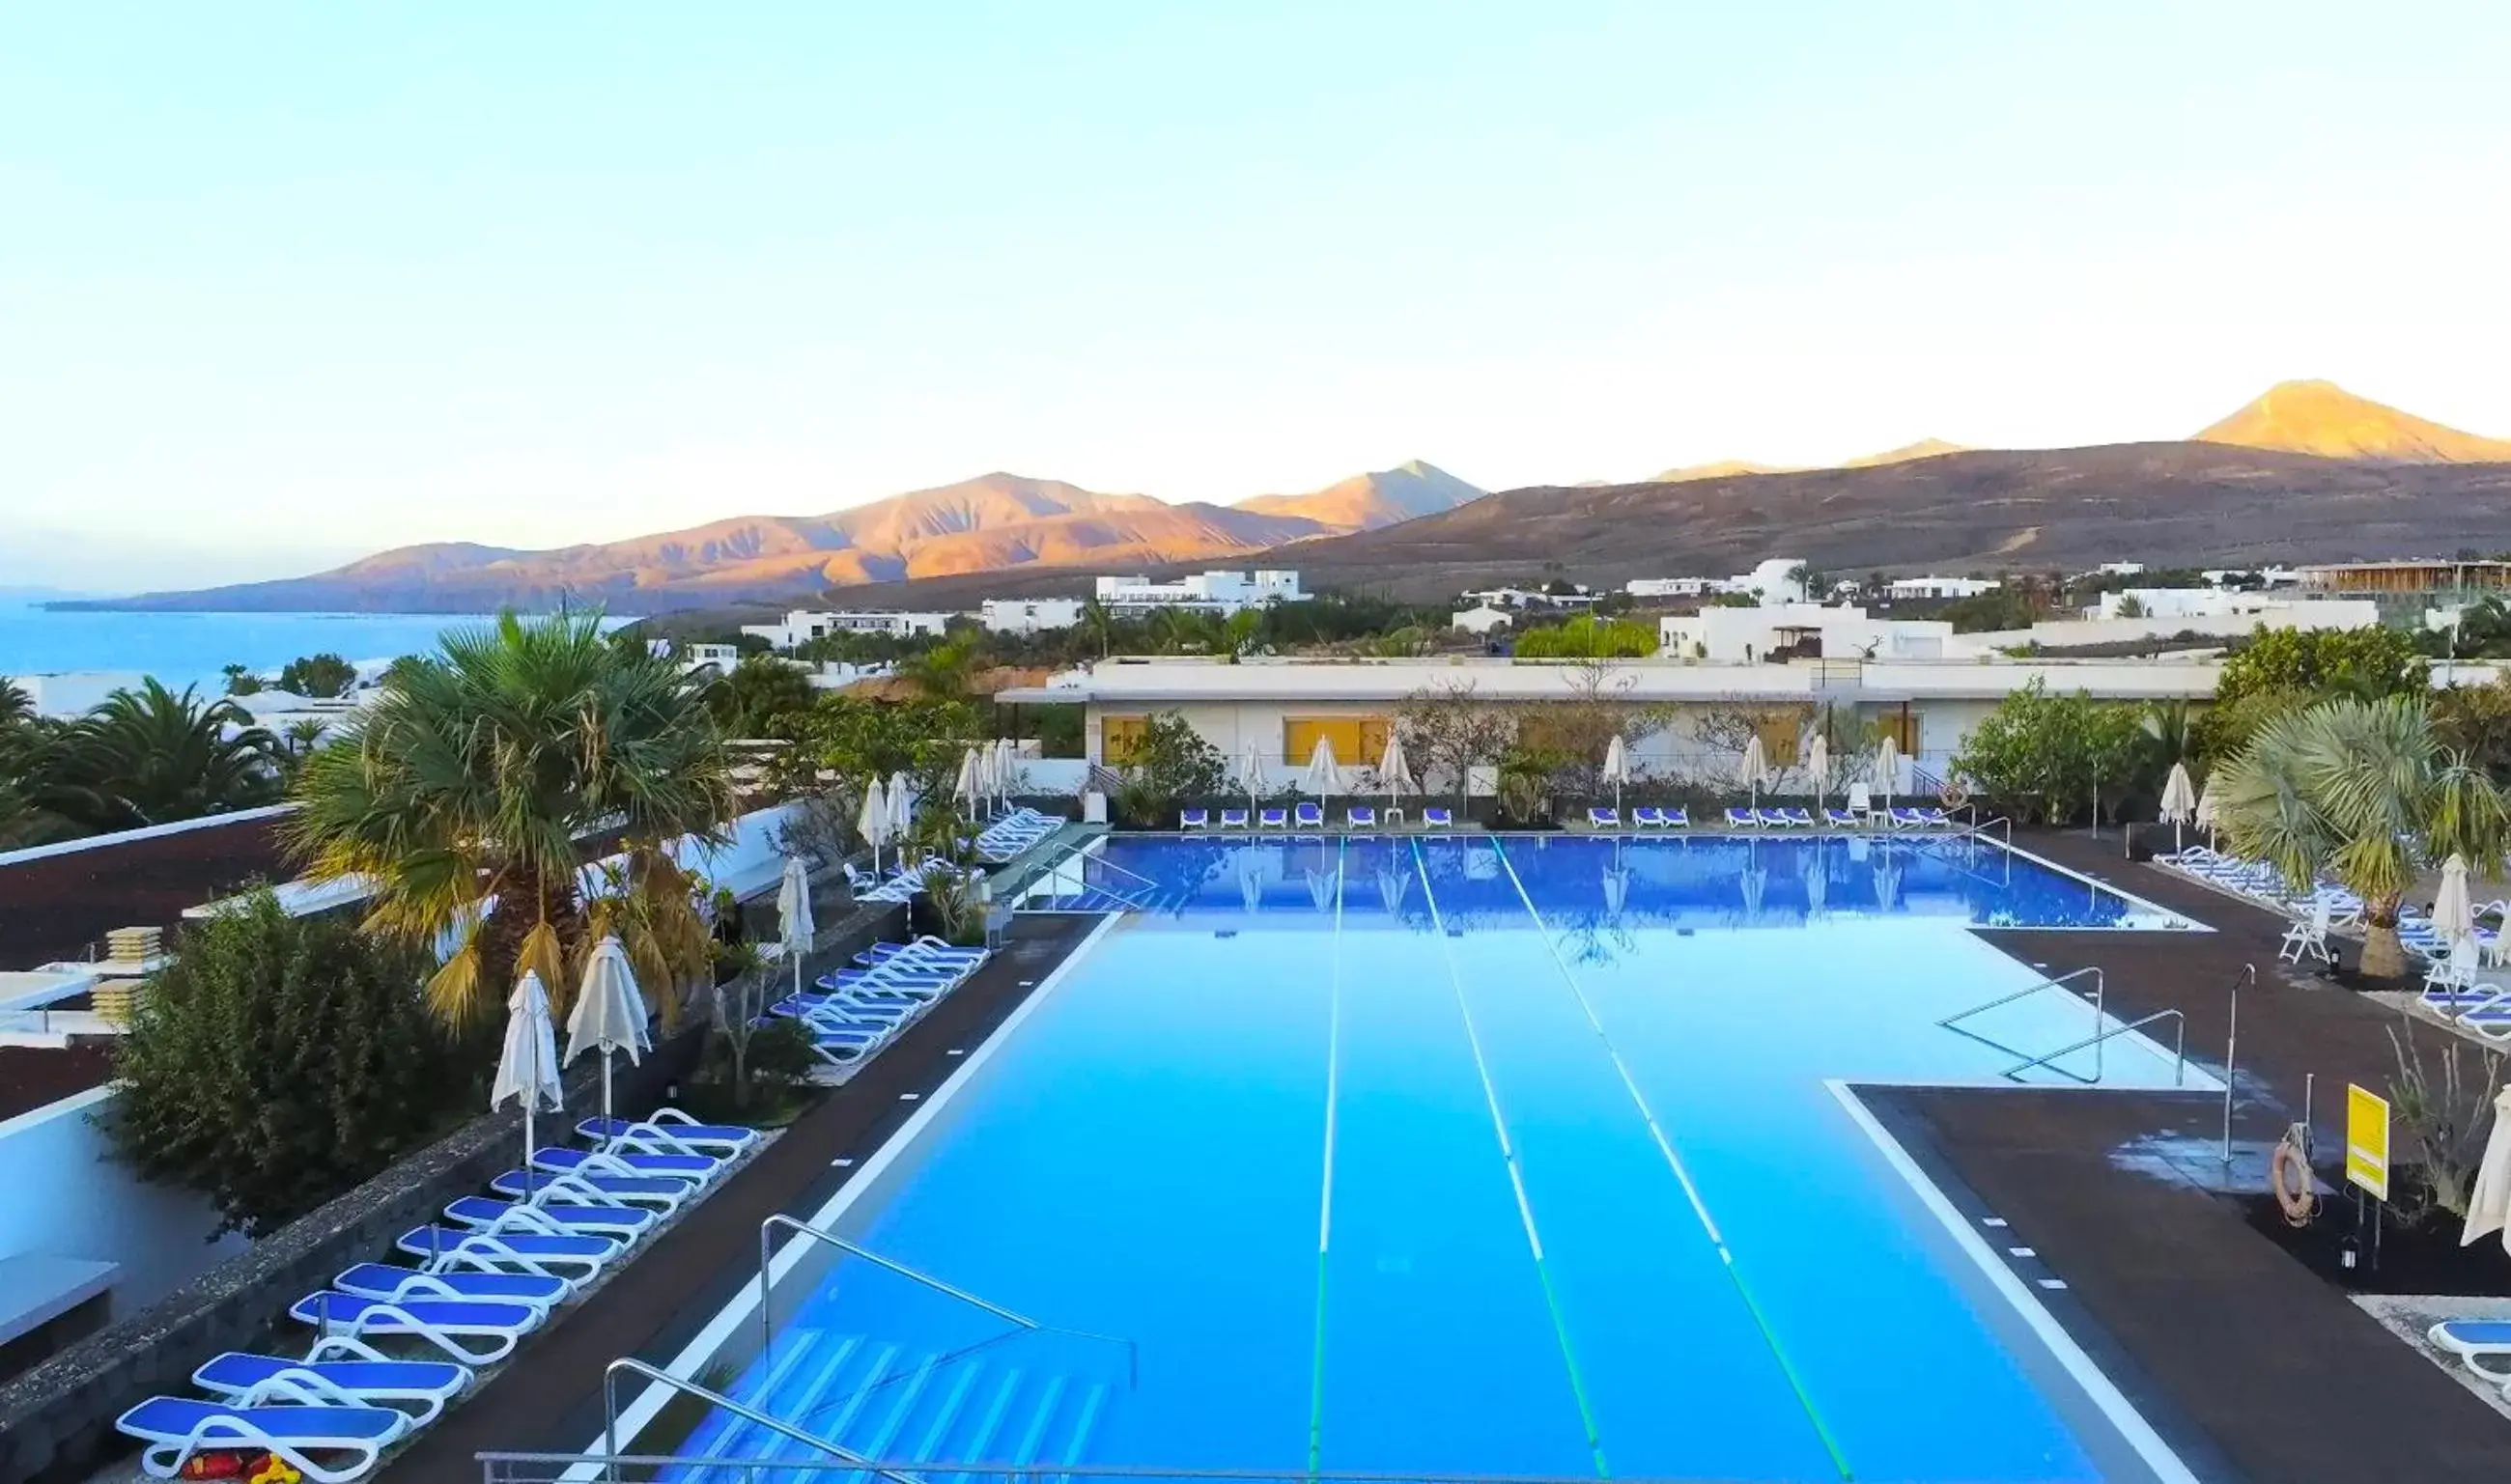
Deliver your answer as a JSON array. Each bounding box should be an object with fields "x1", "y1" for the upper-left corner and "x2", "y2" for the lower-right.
[{"x1": 995, "y1": 657, "x2": 2223, "y2": 706}]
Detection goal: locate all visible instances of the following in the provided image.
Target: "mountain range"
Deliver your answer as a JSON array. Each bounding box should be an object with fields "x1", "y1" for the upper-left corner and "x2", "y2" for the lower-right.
[
  {"x1": 63, "y1": 380, "x2": 2511, "y2": 615},
  {"x1": 77, "y1": 462, "x2": 1484, "y2": 615}
]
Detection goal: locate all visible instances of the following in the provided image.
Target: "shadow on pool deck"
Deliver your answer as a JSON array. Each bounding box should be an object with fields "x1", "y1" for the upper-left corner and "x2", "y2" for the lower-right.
[
  {"x1": 376, "y1": 912, "x2": 1100, "y2": 1484},
  {"x1": 1858, "y1": 827, "x2": 2508, "y2": 1483}
]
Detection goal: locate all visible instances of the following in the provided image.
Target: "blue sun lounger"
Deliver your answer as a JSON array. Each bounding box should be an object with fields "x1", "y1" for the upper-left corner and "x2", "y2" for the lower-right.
[
  {"x1": 119, "y1": 1395, "x2": 410, "y2": 1484},
  {"x1": 1347, "y1": 805, "x2": 1377, "y2": 828},
  {"x1": 488, "y1": 1168, "x2": 690, "y2": 1213},
  {"x1": 1724, "y1": 806, "x2": 1759, "y2": 827},
  {"x1": 1422, "y1": 806, "x2": 1454, "y2": 829},
  {"x1": 1179, "y1": 807, "x2": 1210, "y2": 828},
  {"x1": 289, "y1": 1290, "x2": 541, "y2": 1366},
  {"x1": 334, "y1": 1262, "x2": 569, "y2": 1311},
  {"x1": 1258, "y1": 807, "x2": 1289, "y2": 828},
  {"x1": 443, "y1": 1195, "x2": 655, "y2": 1240},
  {"x1": 2430, "y1": 1317, "x2": 2511, "y2": 1377},
  {"x1": 1219, "y1": 807, "x2": 1251, "y2": 828},
  {"x1": 531, "y1": 1143, "x2": 719, "y2": 1184},
  {"x1": 1588, "y1": 806, "x2": 1620, "y2": 828},
  {"x1": 1294, "y1": 801, "x2": 1325, "y2": 828},
  {"x1": 194, "y1": 1348, "x2": 470, "y2": 1426},
  {"x1": 396, "y1": 1225, "x2": 620, "y2": 1279},
  {"x1": 1631, "y1": 805, "x2": 1668, "y2": 827},
  {"x1": 580, "y1": 1110, "x2": 760, "y2": 1156}
]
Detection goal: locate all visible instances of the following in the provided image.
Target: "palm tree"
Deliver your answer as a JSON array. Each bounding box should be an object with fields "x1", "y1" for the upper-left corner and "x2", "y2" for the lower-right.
[
  {"x1": 288, "y1": 612, "x2": 738, "y2": 1027},
  {"x1": 0, "y1": 678, "x2": 32, "y2": 728},
  {"x1": 46, "y1": 679, "x2": 281, "y2": 832},
  {"x1": 1080, "y1": 596, "x2": 1114, "y2": 659},
  {"x1": 2214, "y1": 694, "x2": 2509, "y2": 977}
]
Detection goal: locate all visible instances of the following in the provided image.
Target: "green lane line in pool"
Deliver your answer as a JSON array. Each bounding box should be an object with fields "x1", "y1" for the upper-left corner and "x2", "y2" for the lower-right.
[
  {"x1": 1487, "y1": 837, "x2": 1855, "y2": 1483},
  {"x1": 1305, "y1": 834, "x2": 1349, "y2": 1477},
  {"x1": 1409, "y1": 836, "x2": 1613, "y2": 1479}
]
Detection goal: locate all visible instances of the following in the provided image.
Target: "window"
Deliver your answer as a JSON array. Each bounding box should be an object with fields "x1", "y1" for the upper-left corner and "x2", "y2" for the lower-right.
[
  {"x1": 1101, "y1": 714, "x2": 1148, "y2": 765},
  {"x1": 1283, "y1": 715, "x2": 1391, "y2": 768},
  {"x1": 1752, "y1": 712, "x2": 1800, "y2": 768}
]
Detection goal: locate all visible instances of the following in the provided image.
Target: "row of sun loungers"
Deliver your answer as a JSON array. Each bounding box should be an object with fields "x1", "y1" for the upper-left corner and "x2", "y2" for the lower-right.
[
  {"x1": 117, "y1": 1109, "x2": 761, "y2": 1479},
  {"x1": 773, "y1": 936, "x2": 990, "y2": 1070},
  {"x1": 1182, "y1": 804, "x2": 1459, "y2": 830},
  {"x1": 2158, "y1": 846, "x2": 2508, "y2": 975},
  {"x1": 975, "y1": 806, "x2": 1066, "y2": 862}
]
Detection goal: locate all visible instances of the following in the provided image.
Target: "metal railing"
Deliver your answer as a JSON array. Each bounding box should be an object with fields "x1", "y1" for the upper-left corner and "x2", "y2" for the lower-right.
[
  {"x1": 483, "y1": 1459, "x2": 1716, "y2": 1484},
  {"x1": 1937, "y1": 966, "x2": 2102, "y2": 1064},
  {"x1": 597, "y1": 1358, "x2": 923, "y2": 1484},
  {"x1": 2220, "y1": 962, "x2": 2256, "y2": 1162},
  {"x1": 2002, "y1": 1008, "x2": 2187, "y2": 1086},
  {"x1": 759, "y1": 1215, "x2": 1138, "y2": 1387},
  {"x1": 1021, "y1": 836, "x2": 1155, "y2": 910}
]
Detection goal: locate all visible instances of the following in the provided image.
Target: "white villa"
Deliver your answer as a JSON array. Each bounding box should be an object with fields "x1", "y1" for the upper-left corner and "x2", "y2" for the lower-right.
[
  {"x1": 1092, "y1": 571, "x2": 1307, "y2": 618},
  {"x1": 981, "y1": 598, "x2": 1088, "y2": 634},
  {"x1": 1625, "y1": 558, "x2": 1808, "y2": 606},
  {"x1": 740, "y1": 609, "x2": 955, "y2": 649}
]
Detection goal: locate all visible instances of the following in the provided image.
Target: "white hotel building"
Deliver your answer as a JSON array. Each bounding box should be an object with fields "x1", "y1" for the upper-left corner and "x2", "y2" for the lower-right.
[{"x1": 997, "y1": 655, "x2": 2222, "y2": 792}]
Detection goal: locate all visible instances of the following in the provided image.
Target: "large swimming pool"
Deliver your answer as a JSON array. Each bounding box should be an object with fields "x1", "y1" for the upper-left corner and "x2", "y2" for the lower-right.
[{"x1": 626, "y1": 834, "x2": 2206, "y2": 1482}]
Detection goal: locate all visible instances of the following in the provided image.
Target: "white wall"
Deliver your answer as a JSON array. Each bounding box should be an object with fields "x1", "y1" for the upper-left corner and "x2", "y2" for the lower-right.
[{"x1": 0, "y1": 1087, "x2": 248, "y2": 1319}]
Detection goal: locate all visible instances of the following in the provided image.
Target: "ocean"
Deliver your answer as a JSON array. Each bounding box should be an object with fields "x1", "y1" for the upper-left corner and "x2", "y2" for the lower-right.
[{"x1": 0, "y1": 605, "x2": 581, "y2": 693}]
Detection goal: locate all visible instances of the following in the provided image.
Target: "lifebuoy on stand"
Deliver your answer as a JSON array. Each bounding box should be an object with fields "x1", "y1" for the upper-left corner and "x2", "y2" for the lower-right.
[{"x1": 2271, "y1": 1124, "x2": 2319, "y2": 1226}]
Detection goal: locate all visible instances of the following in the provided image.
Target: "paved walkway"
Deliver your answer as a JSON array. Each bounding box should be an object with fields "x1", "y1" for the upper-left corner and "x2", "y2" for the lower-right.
[
  {"x1": 1862, "y1": 829, "x2": 2509, "y2": 1483},
  {"x1": 379, "y1": 913, "x2": 1098, "y2": 1482}
]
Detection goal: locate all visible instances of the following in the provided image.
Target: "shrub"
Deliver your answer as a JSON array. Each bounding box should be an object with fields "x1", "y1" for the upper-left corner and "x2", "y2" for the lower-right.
[
  {"x1": 2216, "y1": 625, "x2": 2425, "y2": 707},
  {"x1": 278, "y1": 652, "x2": 357, "y2": 698},
  {"x1": 1949, "y1": 679, "x2": 2147, "y2": 825},
  {"x1": 105, "y1": 892, "x2": 467, "y2": 1238}
]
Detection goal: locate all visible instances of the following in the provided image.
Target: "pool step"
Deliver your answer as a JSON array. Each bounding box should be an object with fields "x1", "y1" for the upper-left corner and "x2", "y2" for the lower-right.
[{"x1": 663, "y1": 1329, "x2": 1116, "y2": 1476}]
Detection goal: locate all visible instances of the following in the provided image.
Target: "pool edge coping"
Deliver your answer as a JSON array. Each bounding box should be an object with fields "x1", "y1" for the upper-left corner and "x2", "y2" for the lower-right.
[{"x1": 1826, "y1": 1078, "x2": 2203, "y2": 1484}]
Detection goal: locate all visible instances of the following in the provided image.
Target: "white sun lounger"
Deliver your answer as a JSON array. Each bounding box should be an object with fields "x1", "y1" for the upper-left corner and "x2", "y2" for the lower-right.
[
  {"x1": 334, "y1": 1261, "x2": 568, "y2": 1311},
  {"x1": 578, "y1": 1110, "x2": 760, "y2": 1156},
  {"x1": 443, "y1": 1195, "x2": 656, "y2": 1239},
  {"x1": 193, "y1": 1347, "x2": 470, "y2": 1427},
  {"x1": 396, "y1": 1224, "x2": 620, "y2": 1279},
  {"x1": 2431, "y1": 1318, "x2": 2511, "y2": 1378},
  {"x1": 531, "y1": 1143, "x2": 719, "y2": 1185},
  {"x1": 119, "y1": 1396, "x2": 410, "y2": 1483},
  {"x1": 290, "y1": 1290, "x2": 541, "y2": 1366}
]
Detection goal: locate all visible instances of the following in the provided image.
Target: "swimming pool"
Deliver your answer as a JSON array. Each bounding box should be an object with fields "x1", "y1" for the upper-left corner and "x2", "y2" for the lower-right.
[{"x1": 627, "y1": 834, "x2": 2206, "y2": 1481}]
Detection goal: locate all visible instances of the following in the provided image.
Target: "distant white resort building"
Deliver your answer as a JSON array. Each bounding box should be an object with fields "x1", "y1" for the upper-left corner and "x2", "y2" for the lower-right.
[
  {"x1": 1659, "y1": 604, "x2": 1954, "y2": 663},
  {"x1": 1450, "y1": 603, "x2": 1514, "y2": 635},
  {"x1": 1625, "y1": 557, "x2": 1808, "y2": 606},
  {"x1": 1092, "y1": 570, "x2": 1308, "y2": 618},
  {"x1": 1457, "y1": 585, "x2": 1597, "y2": 610},
  {"x1": 980, "y1": 598, "x2": 1088, "y2": 635},
  {"x1": 1885, "y1": 575, "x2": 2001, "y2": 601},
  {"x1": 741, "y1": 609, "x2": 955, "y2": 650}
]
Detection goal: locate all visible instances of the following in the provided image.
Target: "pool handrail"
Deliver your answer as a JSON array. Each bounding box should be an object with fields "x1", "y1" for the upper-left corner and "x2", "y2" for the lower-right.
[
  {"x1": 1937, "y1": 966, "x2": 2102, "y2": 1032},
  {"x1": 1026, "y1": 835, "x2": 1156, "y2": 910},
  {"x1": 758, "y1": 1214, "x2": 1139, "y2": 1387},
  {"x1": 2002, "y1": 1007, "x2": 2187, "y2": 1086},
  {"x1": 600, "y1": 1357, "x2": 926, "y2": 1484}
]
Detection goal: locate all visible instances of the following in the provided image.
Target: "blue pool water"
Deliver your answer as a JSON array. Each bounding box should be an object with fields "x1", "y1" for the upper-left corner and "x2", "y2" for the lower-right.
[{"x1": 646, "y1": 835, "x2": 2201, "y2": 1481}]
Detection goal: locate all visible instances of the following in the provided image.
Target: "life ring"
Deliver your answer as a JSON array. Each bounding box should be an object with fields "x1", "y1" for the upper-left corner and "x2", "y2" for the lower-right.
[
  {"x1": 1940, "y1": 781, "x2": 1970, "y2": 810},
  {"x1": 2271, "y1": 1130, "x2": 2318, "y2": 1226}
]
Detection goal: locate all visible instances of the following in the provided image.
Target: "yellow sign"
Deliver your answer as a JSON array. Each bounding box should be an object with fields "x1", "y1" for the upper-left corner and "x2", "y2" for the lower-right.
[{"x1": 2346, "y1": 1083, "x2": 2390, "y2": 1200}]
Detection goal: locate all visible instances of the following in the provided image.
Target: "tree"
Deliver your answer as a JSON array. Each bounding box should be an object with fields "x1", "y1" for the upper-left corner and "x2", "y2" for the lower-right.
[
  {"x1": 707, "y1": 655, "x2": 818, "y2": 738},
  {"x1": 2216, "y1": 625, "x2": 2425, "y2": 707},
  {"x1": 221, "y1": 663, "x2": 264, "y2": 696},
  {"x1": 44, "y1": 679, "x2": 281, "y2": 833},
  {"x1": 2433, "y1": 674, "x2": 2511, "y2": 783},
  {"x1": 788, "y1": 692, "x2": 984, "y2": 803},
  {"x1": 1938, "y1": 587, "x2": 2039, "y2": 633},
  {"x1": 289, "y1": 612, "x2": 737, "y2": 1028},
  {"x1": 104, "y1": 892, "x2": 466, "y2": 1237},
  {"x1": 1080, "y1": 596, "x2": 1115, "y2": 658},
  {"x1": 1511, "y1": 614, "x2": 1658, "y2": 658},
  {"x1": 1112, "y1": 711, "x2": 1227, "y2": 826},
  {"x1": 1397, "y1": 682, "x2": 1515, "y2": 815},
  {"x1": 2215, "y1": 695, "x2": 2508, "y2": 978},
  {"x1": 2114, "y1": 594, "x2": 2148, "y2": 619},
  {"x1": 1949, "y1": 679, "x2": 2147, "y2": 826},
  {"x1": 278, "y1": 652, "x2": 357, "y2": 699}
]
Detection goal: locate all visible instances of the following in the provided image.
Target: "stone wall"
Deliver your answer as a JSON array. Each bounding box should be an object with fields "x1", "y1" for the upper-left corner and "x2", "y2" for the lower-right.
[{"x1": 0, "y1": 895, "x2": 910, "y2": 1482}]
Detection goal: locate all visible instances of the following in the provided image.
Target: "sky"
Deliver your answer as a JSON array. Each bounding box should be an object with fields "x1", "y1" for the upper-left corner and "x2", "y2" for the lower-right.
[{"x1": 4, "y1": 2, "x2": 2509, "y2": 592}]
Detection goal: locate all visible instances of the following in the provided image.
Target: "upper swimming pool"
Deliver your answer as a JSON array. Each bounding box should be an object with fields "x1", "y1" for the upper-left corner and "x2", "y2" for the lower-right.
[{"x1": 625, "y1": 833, "x2": 2205, "y2": 1482}]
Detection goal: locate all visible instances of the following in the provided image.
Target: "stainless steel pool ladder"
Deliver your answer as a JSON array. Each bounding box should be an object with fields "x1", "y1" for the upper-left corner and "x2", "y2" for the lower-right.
[
  {"x1": 599, "y1": 1357, "x2": 926, "y2": 1484},
  {"x1": 2001, "y1": 1008, "x2": 2187, "y2": 1086},
  {"x1": 1025, "y1": 837, "x2": 1157, "y2": 910},
  {"x1": 1937, "y1": 966, "x2": 2103, "y2": 1060},
  {"x1": 758, "y1": 1215, "x2": 1139, "y2": 1387}
]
